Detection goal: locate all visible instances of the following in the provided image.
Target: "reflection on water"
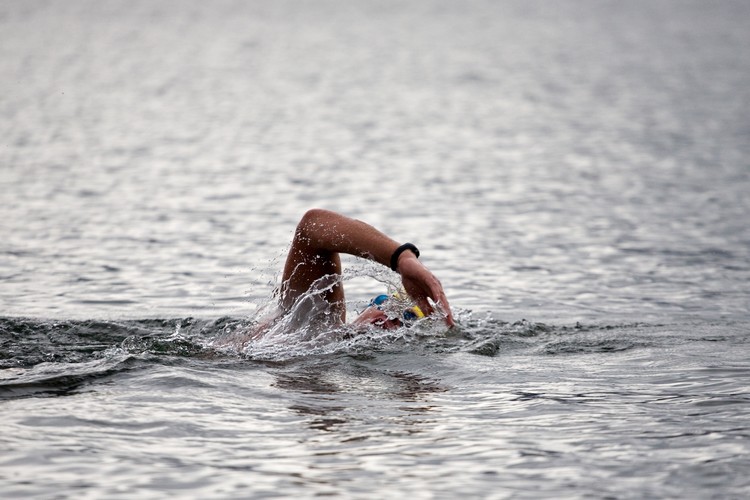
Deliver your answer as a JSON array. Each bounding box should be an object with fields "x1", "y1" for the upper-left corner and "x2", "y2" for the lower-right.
[
  {"x1": 272, "y1": 358, "x2": 445, "y2": 434},
  {"x1": 0, "y1": 316, "x2": 748, "y2": 497}
]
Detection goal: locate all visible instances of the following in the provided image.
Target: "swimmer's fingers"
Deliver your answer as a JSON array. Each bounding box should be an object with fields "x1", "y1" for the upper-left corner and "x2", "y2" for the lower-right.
[
  {"x1": 413, "y1": 294, "x2": 434, "y2": 317},
  {"x1": 412, "y1": 288, "x2": 454, "y2": 328},
  {"x1": 421, "y1": 283, "x2": 455, "y2": 328},
  {"x1": 401, "y1": 264, "x2": 455, "y2": 327},
  {"x1": 433, "y1": 288, "x2": 455, "y2": 327}
]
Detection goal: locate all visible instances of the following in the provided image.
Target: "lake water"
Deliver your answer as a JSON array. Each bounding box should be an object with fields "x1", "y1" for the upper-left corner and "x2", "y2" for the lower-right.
[{"x1": 1, "y1": 0, "x2": 749, "y2": 498}]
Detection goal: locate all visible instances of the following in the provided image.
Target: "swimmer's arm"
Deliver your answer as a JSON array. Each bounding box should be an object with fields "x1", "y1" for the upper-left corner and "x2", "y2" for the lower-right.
[{"x1": 281, "y1": 208, "x2": 454, "y2": 326}]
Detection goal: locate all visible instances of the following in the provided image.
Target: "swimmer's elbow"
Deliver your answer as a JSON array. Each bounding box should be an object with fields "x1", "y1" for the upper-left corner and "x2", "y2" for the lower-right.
[
  {"x1": 298, "y1": 208, "x2": 336, "y2": 229},
  {"x1": 301, "y1": 208, "x2": 332, "y2": 222},
  {"x1": 295, "y1": 208, "x2": 336, "y2": 240}
]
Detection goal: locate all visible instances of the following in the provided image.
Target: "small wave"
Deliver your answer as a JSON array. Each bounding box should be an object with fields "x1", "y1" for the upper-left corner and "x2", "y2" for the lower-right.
[
  {"x1": 453, "y1": 318, "x2": 661, "y2": 357},
  {"x1": 0, "y1": 314, "x2": 676, "y2": 371},
  {"x1": 0, "y1": 355, "x2": 139, "y2": 400},
  {"x1": 0, "y1": 316, "x2": 231, "y2": 368}
]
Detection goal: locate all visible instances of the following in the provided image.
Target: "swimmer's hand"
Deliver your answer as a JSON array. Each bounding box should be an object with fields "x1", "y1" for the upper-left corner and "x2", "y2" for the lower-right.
[{"x1": 397, "y1": 252, "x2": 455, "y2": 327}]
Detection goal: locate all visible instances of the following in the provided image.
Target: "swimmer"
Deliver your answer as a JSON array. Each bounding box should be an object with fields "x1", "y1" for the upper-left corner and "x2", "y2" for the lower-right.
[{"x1": 279, "y1": 208, "x2": 455, "y2": 330}]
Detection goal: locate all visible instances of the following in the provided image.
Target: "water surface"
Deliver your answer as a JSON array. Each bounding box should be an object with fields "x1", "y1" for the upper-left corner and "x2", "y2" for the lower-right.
[{"x1": 1, "y1": 0, "x2": 749, "y2": 498}]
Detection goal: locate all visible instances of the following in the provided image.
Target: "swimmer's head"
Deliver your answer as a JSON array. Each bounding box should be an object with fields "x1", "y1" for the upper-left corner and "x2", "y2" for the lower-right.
[
  {"x1": 386, "y1": 292, "x2": 425, "y2": 323},
  {"x1": 358, "y1": 293, "x2": 424, "y2": 329}
]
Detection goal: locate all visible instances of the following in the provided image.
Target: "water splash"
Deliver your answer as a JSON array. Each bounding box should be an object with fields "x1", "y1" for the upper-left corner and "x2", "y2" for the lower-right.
[{"x1": 211, "y1": 262, "x2": 450, "y2": 360}]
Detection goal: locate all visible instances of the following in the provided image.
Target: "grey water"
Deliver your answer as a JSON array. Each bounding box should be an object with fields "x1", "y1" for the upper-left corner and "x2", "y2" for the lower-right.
[{"x1": 1, "y1": 0, "x2": 749, "y2": 498}]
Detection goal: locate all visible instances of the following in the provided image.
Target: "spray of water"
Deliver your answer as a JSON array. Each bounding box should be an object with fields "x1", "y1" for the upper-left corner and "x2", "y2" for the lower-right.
[{"x1": 211, "y1": 262, "x2": 453, "y2": 361}]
